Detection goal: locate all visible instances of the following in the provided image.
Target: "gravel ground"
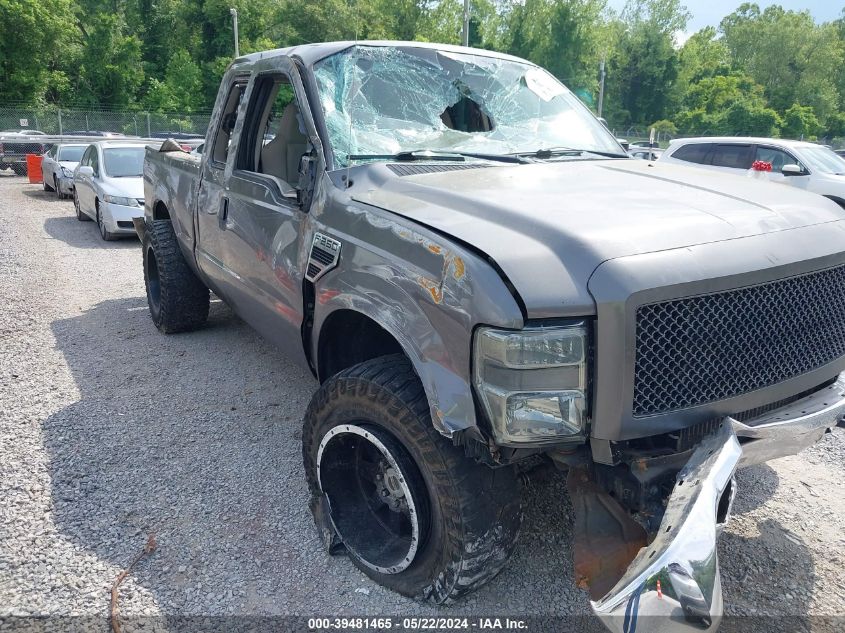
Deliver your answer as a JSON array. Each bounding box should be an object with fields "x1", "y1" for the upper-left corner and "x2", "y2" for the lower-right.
[{"x1": 1, "y1": 172, "x2": 844, "y2": 630}]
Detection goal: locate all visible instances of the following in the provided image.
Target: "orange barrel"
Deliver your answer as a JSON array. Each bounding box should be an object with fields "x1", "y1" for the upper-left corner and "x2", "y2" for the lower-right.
[{"x1": 26, "y1": 154, "x2": 43, "y2": 184}]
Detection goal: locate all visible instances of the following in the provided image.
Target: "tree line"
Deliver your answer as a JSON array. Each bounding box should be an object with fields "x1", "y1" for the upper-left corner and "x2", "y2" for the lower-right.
[{"x1": 3, "y1": 1, "x2": 845, "y2": 139}]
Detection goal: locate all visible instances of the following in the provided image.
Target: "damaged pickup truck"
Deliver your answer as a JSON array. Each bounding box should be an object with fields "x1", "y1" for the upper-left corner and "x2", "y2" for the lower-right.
[{"x1": 140, "y1": 41, "x2": 845, "y2": 630}]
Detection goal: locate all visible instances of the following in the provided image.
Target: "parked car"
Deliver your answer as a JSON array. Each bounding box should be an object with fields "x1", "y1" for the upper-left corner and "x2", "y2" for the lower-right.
[
  {"x1": 64, "y1": 130, "x2": 126, "y2": 137},
  {"x1": 150, "y1": 132, "x2": 204, "y2": 152},
  {"x1": 141, "y1": 41, "x2": 845, "y2": 630},
  {"x1": 0, "y1": 129, "x2": 46, "y2": 175},
  {"x1": 629, "y1": 147, "x2": 662, "y2": 160},
  {"x1": 41, "y1": 143, "x2": 87, "y2": 198},
  {"x1": 72, "y1": 141, "x2": 160, "y2": 240},
  {"x1": 834, "y1": 148, "x2": 845, "y2": 158},
  {"x1": 659, "y1": 137, "x2": 845, "y2": 207}
]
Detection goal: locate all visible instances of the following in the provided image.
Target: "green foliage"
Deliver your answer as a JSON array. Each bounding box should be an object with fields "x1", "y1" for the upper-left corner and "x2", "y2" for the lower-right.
[
  {"x1": 650, "y1": 119, "x2": 677, "y2": 135},
  {"x1": 1, "y1": 0, "x2": 845, "y2": 140},
  {"x1": 720, "y1": 3, "x2": 844, "y2": 122},
  {"x1": 781, "y1": 103, "x2": 822, "y2": 139}
]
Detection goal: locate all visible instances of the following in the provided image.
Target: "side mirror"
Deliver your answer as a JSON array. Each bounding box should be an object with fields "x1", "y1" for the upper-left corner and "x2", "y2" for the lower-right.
[
  {"x1": 78, "y1": 166, "x2": 94, "y2": 177},
  {"x1": 617, "y1": 138, "x2": 630, "y2": 151},
  {"x1": 782, "y1": 164, "x2": 804, "y2": 177},
  {"x1": 597, "y1": 117, "x2": 609, "y2": 128}
]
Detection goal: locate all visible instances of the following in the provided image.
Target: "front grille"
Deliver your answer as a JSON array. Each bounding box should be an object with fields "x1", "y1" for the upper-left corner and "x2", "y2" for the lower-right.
[{"x1": 633, "y1": 264, "x2": 845, "y2": 417}]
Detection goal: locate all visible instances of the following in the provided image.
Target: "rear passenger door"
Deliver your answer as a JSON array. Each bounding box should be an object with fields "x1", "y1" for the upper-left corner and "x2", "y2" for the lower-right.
[
  {"x1": 195, "y1": 75, "x2": 248, "y2": 299},
  {"x1": 709, "y1": 143, "x2": 753, "y2": 176}
]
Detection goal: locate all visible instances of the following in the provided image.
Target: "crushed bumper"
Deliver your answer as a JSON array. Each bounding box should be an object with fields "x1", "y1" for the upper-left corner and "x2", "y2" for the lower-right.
[
  {"x1": 591, "y1": 374, "x2": 845, "y2": 632},
  {"x1": 732, "y1": 373, "x2": 845, "y2": 467},
  {"x1": 591, "y1": 422, "x2": 740, "y2": 632}
]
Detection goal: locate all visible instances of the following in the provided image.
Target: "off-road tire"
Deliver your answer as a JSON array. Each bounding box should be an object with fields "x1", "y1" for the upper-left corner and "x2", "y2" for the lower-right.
[
  {"x1": 303, "y1": 354, "x2": 522, "y2": 604},
  {"x1": 143, "y1": 219, "x2": 209, "y2": 333}
]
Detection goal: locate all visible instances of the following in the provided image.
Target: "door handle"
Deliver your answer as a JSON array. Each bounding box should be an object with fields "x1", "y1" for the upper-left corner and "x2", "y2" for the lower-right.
[{"x1": 219, "y1": 197, "x2": 229, "y2": 229}]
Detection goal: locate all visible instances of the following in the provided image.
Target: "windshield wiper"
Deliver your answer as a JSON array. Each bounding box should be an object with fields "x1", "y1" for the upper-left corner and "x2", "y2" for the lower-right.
[
  {"x1": 347, "y1": 150, "x2": 530, "y2": 164},
  {"x1": 515, "y1": 147, "x2": 629, "y2": 159}
]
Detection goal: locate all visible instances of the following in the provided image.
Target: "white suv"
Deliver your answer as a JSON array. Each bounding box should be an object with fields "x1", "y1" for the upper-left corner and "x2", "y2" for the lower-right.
[{"x1": 659, "y1": 136, "x2": 845, "y2": 207}]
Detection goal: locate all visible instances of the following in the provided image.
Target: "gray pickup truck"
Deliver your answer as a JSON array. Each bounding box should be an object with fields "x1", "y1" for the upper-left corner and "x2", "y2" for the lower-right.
[{"x1": 140, "y1": 41, "x2": 845, "y2": 631}]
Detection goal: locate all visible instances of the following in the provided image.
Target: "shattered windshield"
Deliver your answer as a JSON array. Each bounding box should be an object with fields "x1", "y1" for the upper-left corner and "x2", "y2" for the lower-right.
[{"x1": 313, "y1": 45, "x2": 622, "y2": 167}]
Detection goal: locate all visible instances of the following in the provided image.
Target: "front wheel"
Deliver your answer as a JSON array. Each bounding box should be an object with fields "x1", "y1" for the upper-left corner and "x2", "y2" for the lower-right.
[
  {"x1": 74, "y1": 190, "x2": 90, "y2": 221},
  {"x1": 303, "y1": 355, "x2": 522, "y2": 603},
  {"x1": 96, "y1": 204, "x2": 116, "y2": 241}
]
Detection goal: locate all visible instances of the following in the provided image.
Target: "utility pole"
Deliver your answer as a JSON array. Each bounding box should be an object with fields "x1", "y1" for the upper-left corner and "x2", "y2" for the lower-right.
[
  {"x1": 230, "y1": 7, "x2": 240, "y2": 58},
  {"x1": 462, "y1": 0, "x2": 470, "y2": 47},
  {"x1": 597, "y1": 57, "x2": 606, "y2": 118}
]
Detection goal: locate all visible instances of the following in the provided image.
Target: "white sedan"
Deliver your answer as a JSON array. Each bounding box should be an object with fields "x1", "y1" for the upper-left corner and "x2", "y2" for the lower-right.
[
  {"x1": 72, "y1": 141, "x2": 159, "y2": 240},
  {"x1": 41, "y1": 143, "x2": 87, "y2": 199},
  {"x1": 658, "y1": 136, "x2": 845, "y2": 208}
]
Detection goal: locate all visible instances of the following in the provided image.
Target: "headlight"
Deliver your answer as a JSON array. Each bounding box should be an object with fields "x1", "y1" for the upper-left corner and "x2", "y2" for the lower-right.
[
  {"x1": 103, "y1": 194, "x2": 138, "y2": 207},
  {"x1": 473, "y1": 322, "x2": 588, "y2": 445}
]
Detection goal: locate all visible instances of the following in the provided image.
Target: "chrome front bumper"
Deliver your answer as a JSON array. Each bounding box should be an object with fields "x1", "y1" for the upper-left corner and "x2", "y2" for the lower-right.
[
  {"x1": 732, "y1": 374, "x2": 845, "y2": 467},
  {"x1": 592, "y1": 373, "x2": 845, "y2": 632}
]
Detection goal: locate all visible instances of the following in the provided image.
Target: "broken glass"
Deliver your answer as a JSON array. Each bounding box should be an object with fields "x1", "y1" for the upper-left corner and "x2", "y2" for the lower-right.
[{"x1": 313, "y1": 45, "x2": 622, "y2": 168}]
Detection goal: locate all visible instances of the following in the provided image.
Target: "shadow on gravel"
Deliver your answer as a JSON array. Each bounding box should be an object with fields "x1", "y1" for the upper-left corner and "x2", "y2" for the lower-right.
[
  {"x1": 42, "y1": 296, "x2": 593, "y2": 616},
  {"x1": 718, "y1": 517, "x2": 816, "y2": 621},
  {"x1": 43, "y1": 216, "x2": 139, "y2": 249},
  {"x1": 21, "y1": 187, "x2": 67, "y2": 203},
  {"x1": 731, "y1": 464, "x2": 780, "y2": 515}
]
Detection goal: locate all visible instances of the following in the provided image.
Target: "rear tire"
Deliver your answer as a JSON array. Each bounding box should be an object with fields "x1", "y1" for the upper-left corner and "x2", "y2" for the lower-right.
[
  {"x1": 11, "y1": 164, "x2": 25, "y2": 176},
  {"x1": 143, "y1": 219, "x2": 209, "y2": 333},
  {"x1": 303, "y1": 355, "x2": 522, "y2": 604}
]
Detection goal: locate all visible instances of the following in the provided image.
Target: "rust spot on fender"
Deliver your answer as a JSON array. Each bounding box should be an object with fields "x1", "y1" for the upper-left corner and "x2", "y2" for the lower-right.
[
  {"x1": 427, "y1": 244, "x2": 442, "y2": 255},
  {"x1": 451, "y1": 256, "x2": 465, "y2": 280},
  {"x1": 418, "y1": 277, "x2": 444, "y2": 304}
]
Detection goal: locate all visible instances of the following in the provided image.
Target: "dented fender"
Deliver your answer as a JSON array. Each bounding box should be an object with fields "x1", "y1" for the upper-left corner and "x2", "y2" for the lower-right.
[{"x1": 309, "y1": 197, "x2": 524, "y2": 438}]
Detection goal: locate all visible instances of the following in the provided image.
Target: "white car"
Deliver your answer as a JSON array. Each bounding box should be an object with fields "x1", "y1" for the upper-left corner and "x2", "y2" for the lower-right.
[
  {"x1": 41, "y1": 143, "x2": 87, "y2": 199},
  {"x1": 72, "y1": 141, "x2": 159, "y2": 240},
  {"x1": 659, "y1": 136, "x2": 845, "y2": 208}
]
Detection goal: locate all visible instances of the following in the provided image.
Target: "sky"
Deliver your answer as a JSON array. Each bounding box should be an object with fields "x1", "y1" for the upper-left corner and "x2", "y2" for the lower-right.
[{"x1": 606, "y1": 1, "x2": 844, "y2": 33}]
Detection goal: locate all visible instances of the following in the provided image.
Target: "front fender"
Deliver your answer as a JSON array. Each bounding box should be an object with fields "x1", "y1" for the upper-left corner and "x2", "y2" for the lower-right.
[{"x1": 310, "y1": 201, "x2": 524, "y2": 439}]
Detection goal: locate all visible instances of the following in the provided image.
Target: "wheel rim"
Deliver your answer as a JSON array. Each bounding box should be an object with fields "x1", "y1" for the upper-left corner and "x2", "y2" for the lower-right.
[
  {"x1": 145, "y1": 245, "x2": 162, "y2": 318},
  {"x1": 317, "y1": 424, "x2": 427, "y2": 574},
  {"x1": 74, "y1": 192, "x2": 79, "y2": 215},
  {"x1": 97, "y1": 208, "x2": 106, "y2": 237}
]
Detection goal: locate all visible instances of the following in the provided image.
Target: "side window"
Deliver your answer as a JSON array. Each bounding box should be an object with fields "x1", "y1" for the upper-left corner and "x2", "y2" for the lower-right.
[
  {"x1": 755, "y1": 146, "x2": 802, "y2": 171},
  {"x1": 671, "y1": 143, "x2": 712, "y2": 165},
  {"x1": 236, "y1": 73, "x2": 307, "y2": 186},
  {"x1": 211, "y1": 80, "x2": 248, "y2": 165},
  {"x1": 90, "y1": 148, "x2": 100, "y2": 176},
  {"x1": 711, "y1": 144, "x2": 752, "y2": 169}
]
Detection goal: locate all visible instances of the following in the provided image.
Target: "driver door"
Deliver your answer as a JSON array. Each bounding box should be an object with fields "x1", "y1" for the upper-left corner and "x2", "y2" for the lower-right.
[{"x1": 216, "y1": 60, "x2": 312, "y2": 354}]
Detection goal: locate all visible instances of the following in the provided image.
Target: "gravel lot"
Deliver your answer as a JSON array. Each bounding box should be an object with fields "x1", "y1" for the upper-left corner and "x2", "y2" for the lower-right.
[{"x1": 1, "y1": 172, "x2": 844, "y2": 630}]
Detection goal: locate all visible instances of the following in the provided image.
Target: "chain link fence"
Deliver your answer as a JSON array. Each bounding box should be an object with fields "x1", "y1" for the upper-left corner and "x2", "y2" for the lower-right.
[{"x1": 0, "y1": 105, "x2": 211, "y2": 138}]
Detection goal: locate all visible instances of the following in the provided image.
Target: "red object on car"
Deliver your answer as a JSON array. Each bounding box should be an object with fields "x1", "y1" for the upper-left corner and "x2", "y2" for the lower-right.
[
  {"x1": 26, "y1": 154, "x2": 43, "y2": 184},
  {"x1": 752, "y1": 160, "x2": 773, "y2": 172}
]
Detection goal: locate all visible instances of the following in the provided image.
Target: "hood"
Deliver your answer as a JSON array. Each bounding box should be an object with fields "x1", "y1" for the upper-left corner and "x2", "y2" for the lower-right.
[
  {"x1": 355, "y1": 159, "x2": 845, "y2": 317},
  {"x1": 102, "y1": 175, "x2": 144, "y2": 199},
  {"x1": 58, "y1": 161, "x2": 79, "y2": 171}
]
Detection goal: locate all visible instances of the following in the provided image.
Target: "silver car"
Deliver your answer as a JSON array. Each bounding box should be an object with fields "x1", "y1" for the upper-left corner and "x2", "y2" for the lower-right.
[
  {"x1": 41, "y1": 143, "x2": 87, "y2": 199},
  {"x1": 72, "y1": 141, "x2": 159, "y2": 240}
]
